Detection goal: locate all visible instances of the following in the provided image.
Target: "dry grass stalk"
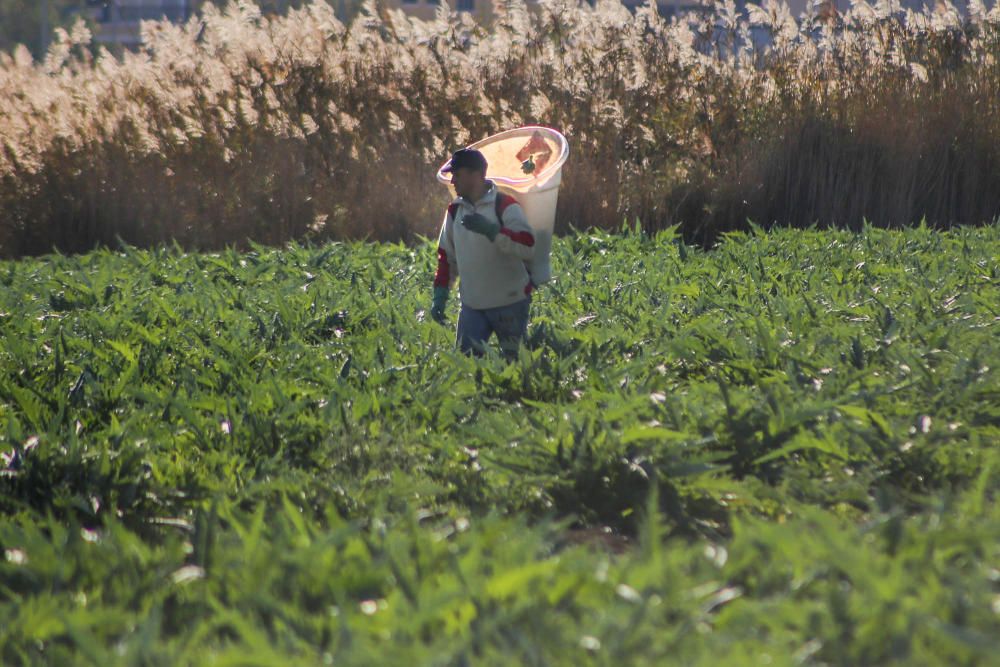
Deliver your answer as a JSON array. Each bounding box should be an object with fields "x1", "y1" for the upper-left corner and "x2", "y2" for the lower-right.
[{"x1": 1, "y1": 0, "x2": 998, "y2": 256}]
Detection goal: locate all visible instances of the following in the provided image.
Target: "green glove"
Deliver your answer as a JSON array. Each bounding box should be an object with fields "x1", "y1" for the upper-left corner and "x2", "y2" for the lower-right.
[
  {"x1": 431, "y1": 286, "x2": 448, "y2": 324},
  {"x1": 461, "y1": 212, "x2": 499, "y2": 241}
]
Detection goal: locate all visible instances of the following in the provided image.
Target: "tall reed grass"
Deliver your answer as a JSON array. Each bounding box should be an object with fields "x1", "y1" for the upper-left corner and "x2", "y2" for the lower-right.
[{"x1": 1, "y1": 0, "x2": 998, "y2": 256}]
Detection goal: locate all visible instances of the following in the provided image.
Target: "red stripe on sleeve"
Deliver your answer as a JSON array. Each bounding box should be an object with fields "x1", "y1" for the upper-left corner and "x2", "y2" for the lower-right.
[
  {"x1": 433, "y1": 247, "x2": 451, "y2": 288},
  {"x1": 499, "y1": 228, "x2": 535, "y2": 247}
]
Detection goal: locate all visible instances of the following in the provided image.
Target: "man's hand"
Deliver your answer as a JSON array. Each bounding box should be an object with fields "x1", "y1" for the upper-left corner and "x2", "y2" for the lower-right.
[
  {"x1": 431, "y1": 286, "x2": 449, "y2": 324},
  {"x1": 461, "y1": 212, "x2": 500, "y2": 241}
]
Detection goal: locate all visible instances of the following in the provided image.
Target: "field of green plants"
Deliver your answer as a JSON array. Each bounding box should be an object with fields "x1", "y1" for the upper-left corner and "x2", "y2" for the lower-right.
[{"x1": 2, "y1": 225, "x2": 999, "y2": 664}]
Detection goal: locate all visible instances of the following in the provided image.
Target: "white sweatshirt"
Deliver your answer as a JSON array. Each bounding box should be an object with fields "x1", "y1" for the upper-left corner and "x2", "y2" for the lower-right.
[{"x1": 434, "y1": 181, "x2": 536, "y2": 310}]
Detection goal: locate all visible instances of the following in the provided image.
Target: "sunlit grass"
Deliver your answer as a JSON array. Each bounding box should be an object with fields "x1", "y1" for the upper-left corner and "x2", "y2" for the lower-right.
[{"x1": 1, "y1": 0, "x2": 999, "y2": 257}]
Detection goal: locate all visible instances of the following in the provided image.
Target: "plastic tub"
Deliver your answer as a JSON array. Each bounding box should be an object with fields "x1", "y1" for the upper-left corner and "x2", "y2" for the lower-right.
[{"x1": 437, "y1": 126, "x2": 569, "y2": 284}]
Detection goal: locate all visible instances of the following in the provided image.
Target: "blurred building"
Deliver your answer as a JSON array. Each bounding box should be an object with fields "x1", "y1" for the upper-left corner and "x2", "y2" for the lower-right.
[
  {"x1": 84, "y1": 0, "x2": 192, "y2": 47},
  {"x1": 381, "y1": 0, "x2": 712, "y2": 23},
  {"x1": 82, "y1": 0, "x2": 949, "y2": 48},
  {"x1": 383, "y1": 0, "x2": 942, "y2": 25}
]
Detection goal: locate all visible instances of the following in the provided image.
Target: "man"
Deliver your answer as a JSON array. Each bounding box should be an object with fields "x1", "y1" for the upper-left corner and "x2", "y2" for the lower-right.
[{"x1": 431, "y1": 148, "x2": 536, "y2": 357}]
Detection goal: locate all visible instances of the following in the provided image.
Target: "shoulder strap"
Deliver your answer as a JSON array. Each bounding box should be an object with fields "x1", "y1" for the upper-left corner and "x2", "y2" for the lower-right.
[{"x1": 494, "y1": 193, "x2": 517, "y2": 228}]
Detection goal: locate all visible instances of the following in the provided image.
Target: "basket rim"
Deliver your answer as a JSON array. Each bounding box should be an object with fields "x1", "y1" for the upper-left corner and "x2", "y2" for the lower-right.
[{"x1": 436, "y1": 126, "x2": 569, "y2": 189}]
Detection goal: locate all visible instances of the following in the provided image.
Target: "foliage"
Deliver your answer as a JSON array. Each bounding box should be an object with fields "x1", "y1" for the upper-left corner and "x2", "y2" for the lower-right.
[
  {"x1": 2, "y1": 0, "x2": 1000, "y2": 257},
  {"x1": 1, "y1": 226, "x2": 998, "y2": 663}
]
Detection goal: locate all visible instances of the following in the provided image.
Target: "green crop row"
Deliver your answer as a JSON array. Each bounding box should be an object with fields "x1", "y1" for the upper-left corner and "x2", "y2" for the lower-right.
[{"x1": 1, "y1": 225, "x2": 998, "y2": 664}]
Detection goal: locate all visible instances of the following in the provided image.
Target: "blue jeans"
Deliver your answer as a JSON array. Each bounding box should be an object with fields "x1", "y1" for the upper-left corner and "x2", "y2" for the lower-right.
[{"x1": 457, "y1": 297, "x2": 531, "y2": 357}]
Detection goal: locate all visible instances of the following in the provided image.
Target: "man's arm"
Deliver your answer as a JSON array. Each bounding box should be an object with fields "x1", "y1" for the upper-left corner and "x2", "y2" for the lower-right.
[
  {"x1": 435, "y1": 208, "x2": 459, "y2": 288},
  {"x1": 431, "y1": 209, "x2": 458, "y2": 323},
  {"x1": 494, "y1": 203, "x2": 535, "y2": 262}
]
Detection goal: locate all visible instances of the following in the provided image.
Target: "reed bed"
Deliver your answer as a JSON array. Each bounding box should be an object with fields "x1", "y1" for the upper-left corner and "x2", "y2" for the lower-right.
[{"x1": 1, "y1": 0, "x2": 998, "y2": 256}]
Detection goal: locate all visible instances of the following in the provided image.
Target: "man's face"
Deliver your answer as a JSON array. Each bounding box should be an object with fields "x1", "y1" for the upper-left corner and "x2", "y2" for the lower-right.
[{"x1": 450, "y1": 167, "x2": 485, "y2": 200}]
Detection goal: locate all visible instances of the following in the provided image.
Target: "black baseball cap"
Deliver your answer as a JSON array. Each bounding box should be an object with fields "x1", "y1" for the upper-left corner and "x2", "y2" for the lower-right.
[{"x1": 442, "y1": 148, "x2": 488, "y2": 174}]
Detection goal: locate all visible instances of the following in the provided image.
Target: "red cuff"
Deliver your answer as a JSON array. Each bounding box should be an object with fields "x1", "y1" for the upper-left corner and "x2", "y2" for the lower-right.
[
  {"x1": 434, "y1": 247, "x2": 451, "y2": 287},
  {"x1": 499, "y1": 228, "x2": 535, "y2": 247}
]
